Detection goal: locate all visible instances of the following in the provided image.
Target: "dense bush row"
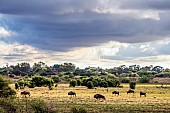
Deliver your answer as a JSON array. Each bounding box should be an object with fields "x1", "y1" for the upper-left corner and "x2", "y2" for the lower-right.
[
  {"x1": 70, "y1": 77, "x2": 120, "y2": 88},
  {"x1": 16, "y1": 76, "x2": 55, "y2": 90}
]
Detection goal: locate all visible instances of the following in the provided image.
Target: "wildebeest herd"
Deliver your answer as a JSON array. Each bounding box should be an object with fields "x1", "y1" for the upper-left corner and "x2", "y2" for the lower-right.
[
  {"x1": 20, "y1": 89, "x2": 146, "y2": 100},
  {"x1": 66, "y1": 89, "x2": 146, "y2": 101}
]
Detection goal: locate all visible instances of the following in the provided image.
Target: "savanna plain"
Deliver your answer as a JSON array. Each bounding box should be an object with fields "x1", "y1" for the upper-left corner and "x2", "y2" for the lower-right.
[{"x1": 10, "y1": 83, "x2": 170, "y2": 113}]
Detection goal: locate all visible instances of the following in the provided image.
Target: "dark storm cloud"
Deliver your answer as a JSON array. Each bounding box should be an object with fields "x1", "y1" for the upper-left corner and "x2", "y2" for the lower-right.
[{"x1": 1, "y1": 0, "x2": 170, "y2": 51}]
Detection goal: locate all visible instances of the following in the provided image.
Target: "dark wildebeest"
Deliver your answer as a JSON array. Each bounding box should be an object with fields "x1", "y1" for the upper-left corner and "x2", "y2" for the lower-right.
[
  {"x1": 112, "y1": 91, "x2": 119, "y2": 96},
  {"x1": 68, "y1": 91, "x2": 76, "y2": 97},
  {"x1": 140, "y1": 91, "x2": 146, "y2": 97},
  {"x1": 21, "y1": 91, "x2": 31, "y2": 97},
  {"x1": 127, "y1": 89, "x2": 135, "y2": 94},
  {"x1": 94, "y1": 94, "x2": 106, "y2": 100},
  {"x1": 55, "y1": 84, "x2": 58, "y2": 87},
  {"x1": 117, "y1": 86, "x2": 123, "y2": 88}
]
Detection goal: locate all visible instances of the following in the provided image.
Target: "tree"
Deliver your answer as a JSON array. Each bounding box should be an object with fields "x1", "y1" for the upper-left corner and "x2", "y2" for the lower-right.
[
  {"x1": 69, "y1": 79, "x2": 77, "y2": 87},
  {"x1": 129, "y1": 81, "x2": 136, "y2": 89},
  {"x1": 86, "y1": 81, "x2": 94, "y2": 89},
  {"x1": 53, "y1": 63, "x2": 75, "y2": 72}
]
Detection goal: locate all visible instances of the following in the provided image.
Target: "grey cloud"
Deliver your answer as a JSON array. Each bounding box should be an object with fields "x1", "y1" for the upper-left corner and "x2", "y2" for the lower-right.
[
  {"x1": 1, "y1": 0, "x2": 170, "y2": 51},
  {"x1": 121, "y1": 0, "x2": 170, "y2": 10}
]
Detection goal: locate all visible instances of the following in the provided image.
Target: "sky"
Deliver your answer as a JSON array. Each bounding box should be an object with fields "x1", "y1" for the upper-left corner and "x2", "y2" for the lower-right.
[{"x1": 1, "y1": 0, "x2": 170, "y2": 68}]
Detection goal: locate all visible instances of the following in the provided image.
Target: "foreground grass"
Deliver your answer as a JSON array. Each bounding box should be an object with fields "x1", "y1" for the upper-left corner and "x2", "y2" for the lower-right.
[{"x1": 8, "y1": 83, "x2": 170, "y2": 112}]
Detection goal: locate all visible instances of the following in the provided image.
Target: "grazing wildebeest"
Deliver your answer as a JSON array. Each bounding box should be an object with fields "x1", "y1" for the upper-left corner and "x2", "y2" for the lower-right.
[
  {"x1": 127, "y1": 89, "x2": 135, "y2": 94},
  {"x1": 140, "y1": 91, "x2": 146, "y2": 97},
  {"x1": 94, "y1": 94, "x2": 106, "y2": 100},
  {"x1": 117, "y1": 86, "x2": 123, "y2": 88},
  {"x1": 21, "y1": 91, "x2": 31, "y2": 97},
  {"x1": 55, "y1": 84, "x2": 58, "y2": 87},
  {"x1": 112, "y1": 91, "x2": 119, "y2": 96},
  {"x1": 68, "y1": 91, "x2": 76, "y2": 97}
]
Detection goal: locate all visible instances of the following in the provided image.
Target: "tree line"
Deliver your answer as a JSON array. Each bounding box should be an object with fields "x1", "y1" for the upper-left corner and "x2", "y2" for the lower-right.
[{"x1": 0, "y1": 62, "x2": 170, "y2": 84}]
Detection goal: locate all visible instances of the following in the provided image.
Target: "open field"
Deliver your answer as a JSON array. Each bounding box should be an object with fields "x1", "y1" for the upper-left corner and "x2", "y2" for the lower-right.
[{"x1": 10, "y1": 83, "x2": 170, "y2": 113}]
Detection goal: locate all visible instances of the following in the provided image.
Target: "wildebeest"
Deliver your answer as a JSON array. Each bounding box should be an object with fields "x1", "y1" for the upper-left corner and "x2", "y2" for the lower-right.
[
  {"x1": 21, "y1": 91, "x2": 31, "y2": 97},
  {"x1": 68, "y1": 91, "x2": 76, "y2": 97},
  {"x1": 117, "y1": 86, "x2": 123, "y2": 88},
  {"x1": 55, "y1": 84, "x2": 58, "y2": 87},
  {"x1": 127, "y1": 89, "x2": 135, "y2": 94},
  {"x1": 94, "y1": 94, "x2": 106, "y2": 100},
  {"x1": 112, "y1": 91, "x2": 119, "y2": 96},
  {"x1": 140, "y1": 91, "x2": 146, "y2": 97}
]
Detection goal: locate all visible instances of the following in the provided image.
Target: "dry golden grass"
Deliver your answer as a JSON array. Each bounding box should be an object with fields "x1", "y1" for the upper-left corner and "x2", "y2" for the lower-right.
[{"x1": 10, "y1": 83, "x2": 170, "y2": 112}]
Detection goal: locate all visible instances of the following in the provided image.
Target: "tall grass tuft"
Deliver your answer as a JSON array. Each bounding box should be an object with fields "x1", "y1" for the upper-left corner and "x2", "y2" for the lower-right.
[{"x1": 71, "y1": 107, "x2": 87, "y2": 113}]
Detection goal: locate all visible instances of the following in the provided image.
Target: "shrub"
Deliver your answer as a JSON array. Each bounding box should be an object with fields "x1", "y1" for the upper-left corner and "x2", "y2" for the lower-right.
[
  {"x1": 120, "y1": 78, "x2": 130, "y2": 83},
  {"x1": 99, "y1": 80, "x2": 108, "y2": 88},
  {"x1": 71, "y1": 107, "x2": 87, "y2": 113},
  {"x1": 52, "y1": 76, "x2": 60, "y2": 83},
  {"x1": 31, "y1": 76, "x2": 54, "y2": 87},
  {"x1": 17, "y1": 79, "x2": 26, "y2": 88},
  {"x1": 86, "y1": 81, "x2": 94, "y2": 89},
  {"x1": 139, "y1": 76, "x2": 150, "y2": 83},
  {"x1": 29, "y1": 99, "x2": 50, "y2": 113},
  {"x1": 69, "y1": 79, "x2": 77, "y2": 87},
  {"x1": 130, "y1": 81, "x2": 136, "y2": 89},
  {"x1": 0, "y1": 98, "x2": 18, "y2": 113},
  {"x1": 0, "y1": 76, "x2": 16, "y2": 98},
  {"x1": 76, "y1": 79, "x2": 82, "y2": 86}
]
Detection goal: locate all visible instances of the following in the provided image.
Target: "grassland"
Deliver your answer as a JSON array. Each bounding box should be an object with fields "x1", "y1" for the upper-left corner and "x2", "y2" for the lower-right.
[{"x1": 11, "y1": 83, "x2": 170, "y2": 113}]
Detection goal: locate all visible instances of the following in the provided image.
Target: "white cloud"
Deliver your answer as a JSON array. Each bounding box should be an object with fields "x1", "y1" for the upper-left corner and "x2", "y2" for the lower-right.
[{"x1": 0, "y1": 27, "x2": 14, "y2": 37}]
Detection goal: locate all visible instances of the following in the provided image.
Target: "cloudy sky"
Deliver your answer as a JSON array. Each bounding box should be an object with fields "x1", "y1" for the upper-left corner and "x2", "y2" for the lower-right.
[{"x1": 1, "y1": 0, "x2": 170, "y2": 68}]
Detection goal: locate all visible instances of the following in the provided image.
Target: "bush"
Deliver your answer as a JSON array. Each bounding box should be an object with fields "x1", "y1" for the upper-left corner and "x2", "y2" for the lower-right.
[
  {"x1": 29, "y1": 99, "x2": 52, "y2": 113},
  {"x1": 71, "y1": 107, "x2": 87, "y2": 113},
  {"x1": 76, "y1": 79, "x2": 82, "y2": 86},
  {"x1": 120, "y1": 78, "x2": 130, "y2": 83},
  {"x1": 52, "y1": 76, "x2": 60, "y2": 83},
  {"x1": 31, "y1": 76, "x2": 54, "y2": 87},
  {"x1": 0, "y1": 76, "x2": 16, "y2": 98},
  {"x1": 99, "y1": 80, "x2": 108, "y2": 88},
  {"x1": 17, "y1": 79, "x2": 26, "y2": 88},
  {"x1": 0, "y1": 98, "x2": 18, "y2": 113},
  {"x1": 139, "y1": 76, "x2": 150, "y2": 83},
  {"x1": 130, "y1": 81, "x2": 136, "y2": 89},
  {"x1": 86, "y1": 81, "x2": 94, "y2": 89},
  {"x1": 69, "y1": 79, "x2": 77, "y2": 87}
]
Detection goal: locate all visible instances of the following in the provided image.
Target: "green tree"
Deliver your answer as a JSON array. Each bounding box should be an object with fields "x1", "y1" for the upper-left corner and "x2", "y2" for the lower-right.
[
  {"x1": 31, "y1": 76, "x2": 54, "y2": 87},
  {"x1": 69, "y1": 79, "x2": 77, "y2": 87},
  {"x1": 129, "y1": 81, "x2": 136, "y2": 89},
  {"x1": 86, "y1": 81, "x2": 94, "y2": 89}
]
